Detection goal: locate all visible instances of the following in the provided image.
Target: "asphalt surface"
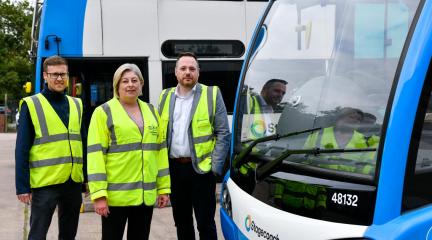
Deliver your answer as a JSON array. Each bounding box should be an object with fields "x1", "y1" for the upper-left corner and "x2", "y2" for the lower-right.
[{"x1": 0, "y1": 133, "x2": 223, "y2": 239}]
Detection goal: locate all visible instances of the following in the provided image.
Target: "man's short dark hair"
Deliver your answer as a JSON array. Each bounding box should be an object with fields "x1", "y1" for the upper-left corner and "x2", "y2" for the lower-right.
[
  {"x1": 176, "y1": 52, "x2": 199, "y2": 68},
  {"x1": 262, "y1": 78, "x2": 288, "y2": 90},
  {"x1": 43, "y1": 55, "x2": 68, "y2": 72}
]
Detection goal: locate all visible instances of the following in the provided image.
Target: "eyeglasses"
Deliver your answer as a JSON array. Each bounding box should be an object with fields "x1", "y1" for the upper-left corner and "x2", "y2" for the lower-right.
[{"x1": 47, "y1": 72, "x2": 69, "y2": 80}]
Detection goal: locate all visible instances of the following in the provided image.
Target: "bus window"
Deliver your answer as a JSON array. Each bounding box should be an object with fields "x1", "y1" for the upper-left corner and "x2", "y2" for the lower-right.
[
  {"x1": 403, "y1": 63, "x2": 432, "y2": 212},
  {"x1": 161, "y1": 40, "x2": 245, "y2": 58},
  {"x1": 354, "y1": 3, "x2": 409, "y2": 59}
]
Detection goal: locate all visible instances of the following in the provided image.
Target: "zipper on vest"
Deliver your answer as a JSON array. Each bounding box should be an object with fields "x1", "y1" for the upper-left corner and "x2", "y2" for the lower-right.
[
  {"x1": 67, "y1": 129, "x2": 74, "y2": 178},
  {"x1": 141, "y1": 131, "x2": 145, "y2": 204},
  {"x1": 137, "y1": 105, "x2": 145, "y2": 204},
  {"x1": 68, "y1": 129, "x2": 74, "y2": 165}
]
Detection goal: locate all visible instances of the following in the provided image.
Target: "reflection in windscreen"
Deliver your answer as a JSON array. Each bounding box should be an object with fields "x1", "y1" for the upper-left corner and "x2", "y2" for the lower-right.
[{"x1": 236, "y1": 0, "x2": 419, "y2": 179}]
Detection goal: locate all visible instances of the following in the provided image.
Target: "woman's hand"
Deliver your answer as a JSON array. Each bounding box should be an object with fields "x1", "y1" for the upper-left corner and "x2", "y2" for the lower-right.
[
  {"x1": 157, "y1": 194, "x2": 170, "y2": 208},
  {"x1": 94, "y1": 197, "x2": 110, "y2": 217}
]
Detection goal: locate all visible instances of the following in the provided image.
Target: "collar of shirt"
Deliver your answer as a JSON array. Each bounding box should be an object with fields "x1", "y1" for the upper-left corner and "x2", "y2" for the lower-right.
[{"x1": 175, "y1": 84, "x2": 197, "y2": 99}]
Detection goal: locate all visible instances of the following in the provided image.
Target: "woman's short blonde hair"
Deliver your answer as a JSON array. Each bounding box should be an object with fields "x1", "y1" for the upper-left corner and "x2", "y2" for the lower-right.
[{"x1": 112, "y1": 63, "x2": 144, "y2": 98}]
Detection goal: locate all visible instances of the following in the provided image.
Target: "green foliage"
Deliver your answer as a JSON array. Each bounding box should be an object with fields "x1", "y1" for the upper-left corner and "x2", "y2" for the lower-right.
[{"x1": 0, "y1": 0, "x2": 34, "y2": 107}]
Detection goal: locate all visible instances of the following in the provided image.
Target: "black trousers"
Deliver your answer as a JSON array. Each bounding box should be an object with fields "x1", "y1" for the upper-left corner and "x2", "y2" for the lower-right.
[
  {"x1": 29, "y1": 178, "x2": 82, "y2": 240},
  {"x1": 101, "y1": 204, "x2": 154, "y2": 240},
  {"x1": 170, "y1": 160, "x2": 217, "y2": 240}
]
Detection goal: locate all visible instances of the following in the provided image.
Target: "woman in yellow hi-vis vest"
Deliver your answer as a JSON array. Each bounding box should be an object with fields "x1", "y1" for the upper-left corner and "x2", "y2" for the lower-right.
[{"x1": 87, "y1": 63, "x2": 170, "y2": 240}]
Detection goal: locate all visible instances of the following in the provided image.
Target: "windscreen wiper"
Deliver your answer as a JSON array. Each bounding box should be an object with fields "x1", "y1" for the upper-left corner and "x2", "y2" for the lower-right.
[
  {"x1": 233, "y1": 127, "x2": 321, "y2": 169},
  {"x1": 256, "y1": 147, "x2": 376, "y2": 181}
]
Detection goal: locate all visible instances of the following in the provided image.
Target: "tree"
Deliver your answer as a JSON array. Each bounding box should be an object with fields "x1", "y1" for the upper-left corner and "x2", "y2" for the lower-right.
[{"x1": 0, "y1": 0, "x2": 33, "y2": 109}]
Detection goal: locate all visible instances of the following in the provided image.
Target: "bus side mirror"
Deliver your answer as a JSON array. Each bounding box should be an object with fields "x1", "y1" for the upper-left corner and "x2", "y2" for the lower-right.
[
  {"x1": 75, "y1": 83, "x2": 82, "y2": 96},
  {"x1": 23, "y1": 82, "x2": 32, "y2": 94}
]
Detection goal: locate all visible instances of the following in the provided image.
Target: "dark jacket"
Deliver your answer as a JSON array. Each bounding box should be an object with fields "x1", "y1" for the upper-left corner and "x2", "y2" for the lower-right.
[{"x1": 15, "y1": 84, "x2": 87, "y2": 194}]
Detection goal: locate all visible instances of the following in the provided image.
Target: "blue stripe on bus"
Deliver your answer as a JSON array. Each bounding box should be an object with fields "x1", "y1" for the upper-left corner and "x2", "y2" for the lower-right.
[
  {"x1": 35, "y1": 0, "x2": 87, "y2": 93},
  {"x1": 370, "y1": 0, "x2": 432, "y2": 227},
  {"x1": 365, "y1": 205, "x2": 432, "y2": 239},
  {"x1": 220, "y1": 207, "x2": 249, "y2": 240}
]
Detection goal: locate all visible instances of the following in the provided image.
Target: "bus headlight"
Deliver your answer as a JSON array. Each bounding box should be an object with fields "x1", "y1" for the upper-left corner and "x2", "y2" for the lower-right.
[{"x1": 221, "y1": 182, "x2": 232, "y2": 218}]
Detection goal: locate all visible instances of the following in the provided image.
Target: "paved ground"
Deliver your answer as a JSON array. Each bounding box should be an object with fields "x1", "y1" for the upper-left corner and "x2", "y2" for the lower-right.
[{"x1": 1, "y1": 133, "x2": 223, "y2": 239}]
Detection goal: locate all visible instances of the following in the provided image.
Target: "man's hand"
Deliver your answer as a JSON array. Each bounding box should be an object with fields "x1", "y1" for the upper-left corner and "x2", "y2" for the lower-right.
[
  {"x1": 94, "y1": 197, "x2": 110, "y2": 217},
  {"x1": 17, "y1": 193, "x2": 32, "y2": 204},
  {"x1": 82, "y1": 183, "x2": 89, "y2": 197},
  {"x1": 157, "y1": 194, "x2": 170, "y2": 208}
]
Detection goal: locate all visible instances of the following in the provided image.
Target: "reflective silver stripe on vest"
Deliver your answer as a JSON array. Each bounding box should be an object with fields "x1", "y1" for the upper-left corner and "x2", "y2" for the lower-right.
[
  {"x1": 31, "y1": 95, "x2": 49, "y2": 137},
  {"x1": 146, "y1": 103, "x2": 158, "y2": 122},
  {"x1": 88, "y1": 173, "x2": 107, "y2": 181},
  {"x1": 108, "y1": 181, "x2": 157, "y2": 191},
  {"x1": 87, "y1": 144, "x2": 107, "y2": 154},
  {"x1": 158, "y1": 88, "x2": 174, "y2": 115},
  {"x1": 74, "y1": 157, "x2": 83, "y2": 164},
  {"x1": 107, "y1": 142, "x2": 165, "y2": 153},
  {"x1": 102, "y1": 103, "x2": 117, "y2": 144},
  {"x1": 34, "y1": 133, "x2": 81, "y2": 145},
  {"x1": 160, "y1": 140, "x2": 167, "y2": 149},
  {"x1": 196, "y1": 152, "x2": 212, "y2": 163},
  {"x1": 108, "y1": 142, "x2": 141, "y2": 153},
  {"x1": 31, "y1": 95, "x2": 82, "y2": 145},
  {"x1": 143, "y1": 142, "x2": 166, "y2": 151},
  {"x1": 207, "y1": 86, "x2": 214, "y2": 124},
  {"x1": 71, "y1": 97, "x2": 81, "y2": 125},
  {"x1": 158, "y1": 168, "x2": 170, "y2": 177},
  {"x1": 29, "y1": 156, "x2": 72, "y2": 168},
  {"x1": 193, "y1": 134, "x2": 214, "y2": 144}
]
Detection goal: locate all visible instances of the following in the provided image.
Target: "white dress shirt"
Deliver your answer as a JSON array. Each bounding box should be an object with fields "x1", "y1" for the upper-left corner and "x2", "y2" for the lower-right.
[{"x1": 169, "y1": 85, "x2": 196, "y2": 158}]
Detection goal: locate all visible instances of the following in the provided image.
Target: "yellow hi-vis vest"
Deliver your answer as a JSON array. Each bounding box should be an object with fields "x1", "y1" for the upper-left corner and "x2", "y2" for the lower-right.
[
  {"x1": 87, "y1": 98, "x2": 170, "y2": 206},
  {"x1": 304, "y1": 127, "x2": 375, "y2": 174},
  {"x1": 158, "y1": 84, "x2": 217, "y2": 174},
  {"x1": 21, "y1": 93, "x2": 83, "y2": 188}
]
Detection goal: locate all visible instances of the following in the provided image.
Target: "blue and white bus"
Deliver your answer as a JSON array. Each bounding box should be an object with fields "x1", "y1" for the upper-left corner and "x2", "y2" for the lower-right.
[
  {"x1": 221, "y1": 0, "x2": 432, "y2": 239},
  {"x1": 30, "y1": 0, "x2": 268, "y2": 124}
]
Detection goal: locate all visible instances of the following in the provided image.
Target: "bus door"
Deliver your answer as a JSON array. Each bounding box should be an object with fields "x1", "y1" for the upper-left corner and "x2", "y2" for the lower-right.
[{"x1": 66, "y1": 58, "x2": 149, "y2": 126}]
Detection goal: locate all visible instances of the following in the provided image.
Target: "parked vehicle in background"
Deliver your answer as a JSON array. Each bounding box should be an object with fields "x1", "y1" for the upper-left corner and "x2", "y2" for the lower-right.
[{"x1": 0, "y1": 106, "x2": 12, "y2": 115}]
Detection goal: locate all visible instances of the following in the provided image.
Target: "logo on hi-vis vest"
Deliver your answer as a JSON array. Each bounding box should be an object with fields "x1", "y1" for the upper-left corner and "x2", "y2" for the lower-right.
[
  {"x1": 147, "y1": 125, "x2": 158, "y2": 136},
  {"x1": 244, "y1": 215, "x2": 279, "y2": 240}
]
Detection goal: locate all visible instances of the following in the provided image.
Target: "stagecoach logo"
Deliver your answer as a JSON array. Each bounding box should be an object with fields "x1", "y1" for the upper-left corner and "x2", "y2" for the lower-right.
[
  {"x1": 244, "y1": 215, "x2": 252, "y2": 231},
  {"x1": 250, "y1": 120, "x2": 266, "y2": 138},
  {"x1": 147, "y1": 125, "x2": 158, "y2": 136},
  {"x1": 244, "y1": 215, "x2": 279, "y2": 240}
]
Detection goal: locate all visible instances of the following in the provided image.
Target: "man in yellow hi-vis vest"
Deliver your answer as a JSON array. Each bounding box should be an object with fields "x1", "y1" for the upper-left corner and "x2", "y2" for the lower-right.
[
  {"x1": 15, "y1": 56, "x2": 85, "y2": 240},
  {"x1": 158, "y1": 52, "x2": 230, "y2": 240}
]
